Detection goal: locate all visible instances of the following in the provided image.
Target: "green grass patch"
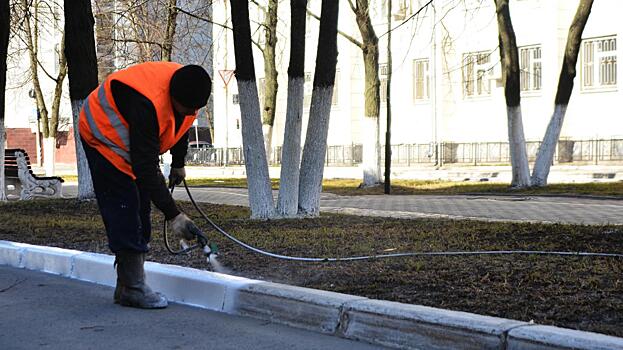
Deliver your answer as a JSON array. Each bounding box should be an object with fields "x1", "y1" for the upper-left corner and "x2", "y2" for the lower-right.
[{"x1": 186, "y1": 177, "x2": 623, "y2": 197}]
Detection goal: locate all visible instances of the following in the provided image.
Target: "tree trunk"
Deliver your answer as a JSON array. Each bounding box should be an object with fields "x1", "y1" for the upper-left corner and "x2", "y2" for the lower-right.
[
  {"x1": 22, "y1": 0, "x2": 55, "y2": 174},
  {"x1": 64, "y1": 0, "x2": 99, "y2": 200},
  {"x1": 230, "y1": 0, "x2": 274, "y2": 219},
  {"x1": 276, "y1": 0, "x2": 307, "y2": 217},
  {"x1": 495, "y1": 0, "x2": 530, "y2": 188},
  {"x1": 263, "y1": 124, "x2": 274, "y2": 164},
  {"x1": 0, "y1": 0, "x2": 9, "y2": 201},
  {"x1": 298, "y1": 0, "x2": 339, "y2": 216},
  {"x1": 94, "y1": 0, "x2": 115, "y2": 81},
  {"x1": 507, "y1": 106, "x2": 530, "y2": 186},
  {"x1": 531, "y1": 0, "x2": 594, "y2": 187},
  {"x1": 43, "y1": 137, "x2": 56, "y2": 175},
  {"x1": 50, "y1": 35, "x2": 68, "y2": 141},
  {"x1": 162, "y1": 0, "x2": 178, "y2": 61},
  {"x1": 42, "y1": 34, "x2": 68, "y2": 176},
  {"x1": 261, "y1": 0, "x2": 279, "y2": 164},
  {"x1": 352, "y1": 0, "x2": 381, "y2": 187}
]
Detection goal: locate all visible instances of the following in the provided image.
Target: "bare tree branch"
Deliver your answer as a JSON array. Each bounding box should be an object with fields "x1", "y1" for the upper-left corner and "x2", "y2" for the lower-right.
[{"x1": 306, "y1": 8, "x2": 363, "y2": 49}]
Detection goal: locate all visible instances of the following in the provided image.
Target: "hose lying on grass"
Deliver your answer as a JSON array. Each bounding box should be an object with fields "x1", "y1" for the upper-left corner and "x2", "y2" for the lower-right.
[{"x1": 163, "y1": 180, "x2": 623, "y2": 262}]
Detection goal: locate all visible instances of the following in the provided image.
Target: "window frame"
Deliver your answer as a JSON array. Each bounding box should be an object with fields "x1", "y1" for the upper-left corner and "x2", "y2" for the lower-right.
[
  {"x1": 581, "y1": 35, "x2": 618, "y2": 92},
  {"x1": 462, "y1": 51, "x2": 493, "y2": 99},
  {"x1": 380, "y1": 64, "x2": 388, "y2": 104},
  {"x1": 413, "y1": 58, "x2": 431, "y2": 102},
  {"x1": 519, "y1": 45, "x2": 542, "y2": 95}
]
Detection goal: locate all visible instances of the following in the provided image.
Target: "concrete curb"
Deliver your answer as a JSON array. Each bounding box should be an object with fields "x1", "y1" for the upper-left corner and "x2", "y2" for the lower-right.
[{"x1": 1, "y1": 240, "x2": 622, "y2": 350}]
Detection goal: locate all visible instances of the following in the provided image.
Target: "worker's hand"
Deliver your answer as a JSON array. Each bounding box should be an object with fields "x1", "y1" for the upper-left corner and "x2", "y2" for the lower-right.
[
  {"x1": 168, "y1": 167, "x2": 186, "y2": 187},
  {"x1": 169, "y1": 213, "x2": 201, "y2": 241}
]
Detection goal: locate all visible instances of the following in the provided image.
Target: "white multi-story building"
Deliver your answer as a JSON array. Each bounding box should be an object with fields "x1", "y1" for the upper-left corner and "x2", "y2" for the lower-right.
[
  {"x1": 212, "y1": 0, "x2": 620, "y2": 164},
  {"x1": 3, "y1": 0, "x2": 619, "y2": 167}
]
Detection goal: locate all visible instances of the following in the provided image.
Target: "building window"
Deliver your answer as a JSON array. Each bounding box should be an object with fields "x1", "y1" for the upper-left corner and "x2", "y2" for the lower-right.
[
  {"x1": 258, "y1": 78, "x2": 266, "y2": 108},
  {"x1": 519, "y1": 46, "x2": 542, "y2": 92},
  {"x1": 306, "y1": 14, "x2": 312, "y2": 36},
  {"x1": 462, "y1": 51, "x2": 493, "y2": 97},
  {"x1": 303, "y1": 72, "x2": 313, "y2": 107},
  {"x1": 380, "y1": 64, "x2": 388, "y2": 103},
  {"x1": 413, "y1": 58, "x2": 430, "y2": 101},
  {"x1": 332, "y1": 69, "x2": 339, "y2": 106},
  {"x1": 582, "y1": 36, "x2": 617, "y2": 90}
]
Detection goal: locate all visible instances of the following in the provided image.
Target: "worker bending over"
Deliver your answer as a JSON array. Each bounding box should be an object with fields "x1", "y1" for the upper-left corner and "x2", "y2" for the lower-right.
[{"x1": 79, "y1": 62, "x2": 212, "y2": 309}]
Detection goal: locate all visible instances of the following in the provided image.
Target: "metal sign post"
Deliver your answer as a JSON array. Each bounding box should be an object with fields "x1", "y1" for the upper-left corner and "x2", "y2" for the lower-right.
[{"x1": 218, "y1": 69, "x2": 235, "y2": 166}]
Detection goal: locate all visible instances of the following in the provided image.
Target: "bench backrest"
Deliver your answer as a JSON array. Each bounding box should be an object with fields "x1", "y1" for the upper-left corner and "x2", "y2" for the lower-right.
[{"x1": 4, "y1": 148, "x2": 34, "y2": 178}]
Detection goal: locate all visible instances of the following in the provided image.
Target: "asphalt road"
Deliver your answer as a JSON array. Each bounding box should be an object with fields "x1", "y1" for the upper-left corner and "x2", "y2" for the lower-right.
[{"x1": 0, "y1": 266, "x2": 387, "y2": 350}]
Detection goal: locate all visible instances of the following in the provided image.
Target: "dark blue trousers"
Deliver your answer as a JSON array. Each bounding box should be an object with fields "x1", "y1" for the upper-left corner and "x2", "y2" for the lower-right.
[{"x1": 82, "y1": 140, "x2": 151, "y2": 254}]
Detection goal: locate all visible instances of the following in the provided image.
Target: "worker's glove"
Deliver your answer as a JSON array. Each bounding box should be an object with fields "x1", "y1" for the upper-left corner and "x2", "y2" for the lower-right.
[
  {"x1": 168, "y1": 167, "x2": 186, "y2": 187},
  {"x1": 169, "y1": 213, "x2": 201, "y2": 241}
]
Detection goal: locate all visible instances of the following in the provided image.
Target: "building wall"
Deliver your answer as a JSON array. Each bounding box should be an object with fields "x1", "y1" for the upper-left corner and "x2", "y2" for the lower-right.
[
  {"x1": 211, "y1": 0, "x2": 621, "y2": 150},
  {"x1": 6, "y1": 129, "x2": 38, "y2": 164},
  {"x1": 5, "y1": 128, "x2": 75, "y2": 166}
]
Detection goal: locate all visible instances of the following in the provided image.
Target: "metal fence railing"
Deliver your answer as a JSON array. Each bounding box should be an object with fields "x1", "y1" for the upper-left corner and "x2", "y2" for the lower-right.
[{"x1": 185, "y1": 138, "x2": 623, "y2": 167}]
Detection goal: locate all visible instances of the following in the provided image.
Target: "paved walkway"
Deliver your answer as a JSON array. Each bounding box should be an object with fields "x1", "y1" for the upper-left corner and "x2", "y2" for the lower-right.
[
  {"x1": 63, "y1": 185, "x2": 623, "y2": 225},
  {"x1": 0, "y1": 265, "x2": 386, "y2": 350},
  {"x1": 172, "y1": 187, "x2": 623, "y2": 225}
]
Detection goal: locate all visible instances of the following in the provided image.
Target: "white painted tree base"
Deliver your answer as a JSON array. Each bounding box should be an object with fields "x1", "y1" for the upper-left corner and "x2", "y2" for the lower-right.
[
  {"x1": 238, "y1": 81, "x2": 274, "y2": 219},
  {"x1": 361, "y1": 116, "x2": 381, "y2": 187},
  {"x1": 532, "y1": 104, "x2": 568, "y2": 187},
  {"x1": 71, "y1": 99, "x2": 95, "y2": 200},
  {"x1": 299, "y1": 87, "x2": 334, "y2": 216},
  {"x1": 43, "y1": 137, "x2": 56, "y2": 176},
  {"x1": 277, "y1": 78, "x2": 304, "y2": 217},
  {"x1": 507, "y1": 106, "x2": 531, "y2": 188}
]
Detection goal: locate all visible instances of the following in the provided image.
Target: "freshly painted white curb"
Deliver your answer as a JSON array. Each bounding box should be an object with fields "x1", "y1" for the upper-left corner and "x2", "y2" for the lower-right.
[
  {"x1": 144, "y1": 261, "x2": 257, "y2": 311},
  {"x1": 340, "y1": 299, "x2": 527, "y2": 350},
  {"x1": 72, "y1": 252, "x2": 116, "y2": 286},
  {"x1": 0, "y1": 240, "x2": 25, "y2": 266},
  {"x1": 507, "y1": 325, "x2": 623, "y2": 350},
  {"x1": 21, "y1": 245, "x2": 81, "y2": 277},
  {"x1": 2, "y1": 241, "x2": 623, "y2": 350},
  {"x1": 232, "y1": 281, "x2": 366, "y2": 334}
]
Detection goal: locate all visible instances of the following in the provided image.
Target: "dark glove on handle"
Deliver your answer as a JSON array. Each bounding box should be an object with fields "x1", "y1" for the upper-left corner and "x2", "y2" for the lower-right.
[{"x1": 169, "y1": 167, "x2": 186, "y2": 187}]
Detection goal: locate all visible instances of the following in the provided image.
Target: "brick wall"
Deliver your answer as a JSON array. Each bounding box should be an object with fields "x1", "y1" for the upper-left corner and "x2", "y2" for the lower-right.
[
  {"x1": 6, "y1": 128, "x2": 38, "y2": 163},
  {"x1": 6, "y1": 128, "x2": 77, "y2": 165},
  {"x1": 55, "y1": 130, "x2": 76, "y2": 164}
]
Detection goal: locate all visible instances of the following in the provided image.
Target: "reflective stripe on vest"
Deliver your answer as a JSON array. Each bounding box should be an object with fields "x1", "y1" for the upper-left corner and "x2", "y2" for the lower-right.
[{"x1": 81, "y1": 92, "x2": 131, "y2": 163}]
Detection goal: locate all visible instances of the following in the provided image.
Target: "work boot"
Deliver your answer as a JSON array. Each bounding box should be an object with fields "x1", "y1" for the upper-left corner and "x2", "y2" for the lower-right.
[
  {"x1": 113, "y1": 254, "x2": 148, "y2": 304},
  {"x1": 115, "y1": 251, "x2": 168, "y2": 309},
  {"x1": 113, "y1": 256, "x2": 122, "y2": 304}
]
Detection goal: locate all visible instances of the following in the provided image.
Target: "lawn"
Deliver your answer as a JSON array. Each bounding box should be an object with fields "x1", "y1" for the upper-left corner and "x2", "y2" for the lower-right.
[
  {"x1": 0, "y1": 198, "x2": 622, "y2": 337},
  {"x1": 185, "y1": 177, "x2": 623, "y2": 197}
]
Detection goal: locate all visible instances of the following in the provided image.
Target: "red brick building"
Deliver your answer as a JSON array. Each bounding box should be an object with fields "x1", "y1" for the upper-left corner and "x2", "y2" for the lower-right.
[{"x1": 6, "y1": 127, "x2": 77, "y2": 166}]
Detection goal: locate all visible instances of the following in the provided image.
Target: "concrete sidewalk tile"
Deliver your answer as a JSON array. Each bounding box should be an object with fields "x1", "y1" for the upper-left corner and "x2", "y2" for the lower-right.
[
  {"x1": 21, "y1": 246, "x2": 81, "y2": 277},
  {"x1": 144, "y1": 262, "x2": 256, "y2": 311},
  {"x1": 0, "y1": 240, "x2": 27, "y2": 267},
  {"x1": 71, "y1": 252, "x2": 116, "y2": 287},
  {"x1": 341, "y1": 299, "x2": 526, "y2": 350},
  {"x1": 232, "y1": 282, "x2": 367, "y2": 334},
  {"x1": 507, "y1": 325, "x2": 623, "y2": 350}
]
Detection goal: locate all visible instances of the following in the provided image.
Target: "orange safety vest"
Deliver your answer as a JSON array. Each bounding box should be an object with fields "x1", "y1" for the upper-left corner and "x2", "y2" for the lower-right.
[{"x1": 79, "y1": 62, "x2": 197, "y2": 179}]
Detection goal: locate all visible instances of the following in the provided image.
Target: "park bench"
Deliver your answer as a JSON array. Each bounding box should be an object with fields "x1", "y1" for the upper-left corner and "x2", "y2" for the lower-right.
[{"x1": 4, "y1": 148, "x2": 64, "y2": 200}]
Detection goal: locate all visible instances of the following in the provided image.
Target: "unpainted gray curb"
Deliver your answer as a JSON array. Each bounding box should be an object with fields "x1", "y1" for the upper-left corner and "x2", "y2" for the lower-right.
[{"x1": 1, "y1": 240, "x2": 622, "y2": 350}]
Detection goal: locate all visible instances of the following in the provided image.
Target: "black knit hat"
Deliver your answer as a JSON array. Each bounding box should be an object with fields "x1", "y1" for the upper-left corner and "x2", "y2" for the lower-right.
[{"x1": 170, "y1": 65, "x2": 212, "y2": 109}]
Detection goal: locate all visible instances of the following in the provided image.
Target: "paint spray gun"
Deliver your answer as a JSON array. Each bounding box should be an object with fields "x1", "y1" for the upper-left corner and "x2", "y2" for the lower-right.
[
  {"x1": 178, "y1": 224, "x2": 219, "y2": 263},
  {"x1": 165, "y1": 185, "x2": 218, "y2": 262}
]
